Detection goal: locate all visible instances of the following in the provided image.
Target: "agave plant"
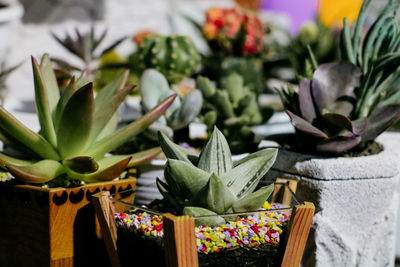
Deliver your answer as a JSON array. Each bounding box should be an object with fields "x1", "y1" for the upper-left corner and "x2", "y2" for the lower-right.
[
  {"x1": 156, "y1": 127, "x2": 277, "y2": 225},
  {"x1": 0, "y1": 54, "x2": 176, "y2": 184},
  {"x1": 51, "y1": 26, "x2": 126, "y2": 82}
]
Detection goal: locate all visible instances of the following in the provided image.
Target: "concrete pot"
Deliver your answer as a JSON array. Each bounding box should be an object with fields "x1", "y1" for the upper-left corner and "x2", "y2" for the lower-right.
[
  {"x1": 261, "y1": 133, "x2": 400, "y2": 267},
  {"x1": 0, "y1": 1, "x2": 23, "y2": 68}
]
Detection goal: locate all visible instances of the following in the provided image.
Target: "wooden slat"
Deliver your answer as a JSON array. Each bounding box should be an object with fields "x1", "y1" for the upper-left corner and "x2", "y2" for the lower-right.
[
  {"x1": 92, "y1": 191, "x2": 120, "y2": 267},
  {"x1": 281, "y1": 202, "x2": 315, "y2": 267},
  {"x1": 272, "y1": 178, "x2": 297, "y2": 206},
  {"x1": 163, "y1": 214, "x2": 198, "y2": 267}
]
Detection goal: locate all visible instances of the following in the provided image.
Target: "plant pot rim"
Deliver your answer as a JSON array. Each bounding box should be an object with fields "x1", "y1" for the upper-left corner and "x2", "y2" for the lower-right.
[
  {"x1": 0, "y1": 3, "x2": 23, "y2": 23},
  {"x1": 265, "y1": 133, "x2": 400, "y2": 181}
]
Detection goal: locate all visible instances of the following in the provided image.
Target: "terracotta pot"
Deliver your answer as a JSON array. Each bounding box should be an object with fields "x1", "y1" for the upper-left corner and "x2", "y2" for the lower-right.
[{"x1": 0, "y1": 177, "x2": 136, "y2": 267}]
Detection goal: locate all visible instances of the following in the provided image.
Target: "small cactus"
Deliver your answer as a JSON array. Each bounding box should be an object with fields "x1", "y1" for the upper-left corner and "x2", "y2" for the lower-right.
[
  {"x1": 139, "y1": 69, "x2": 203, "y2": 140},
  {"x1": 196, "y1": 73, "x2": 264, "y2": 154},
  {"x1": 130, "y1": 34, "x2": 201, "y2": 84}
]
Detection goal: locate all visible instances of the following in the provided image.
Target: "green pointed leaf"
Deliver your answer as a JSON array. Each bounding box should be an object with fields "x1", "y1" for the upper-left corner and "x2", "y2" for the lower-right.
[
  {"x1": 85, "y1": 94, "x2": 177, "y2": 159},
  {"x1": 63, "y1": 156, "x2": 99, "y2": 174},
  {"x1": 158, "y1": 131, "x2": 197, "y2": 164},
  {"x1": 165, "y1": 159, "x2": 209, "y2": 199},
  {"x1": 95, "y1": 70, "x2": 128, "y2": 112},
  {"x1": 95, "y1": 113, "x2": 118, "y2": 141},
  {"x1": 0, "y1": 106, "x2": 60, "y2": 160},
  {"x1": 0, "y1": 152, "x2": 35, "y2": 167},
  {"x1": 156, "y1": 178, "x2": 182, "y2": 211},
  {"x1": 89, "y1": 85, "x2": 135, "y2": 144},
  {"x1": 197, "y1": 127, "x2": 232, "y2": 176},
  {"x1": 76, "y1": 72, "x2": 90, "y2": 88},
  {"x1": 126, "y1": 147, "x2": 162, "y2": 167},
  {"x1": 197, "y1": 173, "x2": 235, "y2": 214},
  {"x1": 57, "y1": 83, "x2": 94, "y2": 158},
  {"x1": 182, "y1": 206, "x2": 225, "y2": 226},
  {"x1": 32, "y1": 56, "x2": 58, "y2": 147},
  {"x1": 221, "y1": 148, "x2": 277, "y2": 199},
  {"x1": 39, "y1": 54, "x2": 60, "y2": 120},
  {"x1": 66, "y1": 156, "x2": 131, "y2": 183},
  {"x1": 232, "y1": 184, "x2": 274, "y2": 213},
  {"x1": 7, "y1": 160, "x2": 65, "y2": 184},
  {"x1": 54, "y1": 77, "x2": 78, "y2": 131}
]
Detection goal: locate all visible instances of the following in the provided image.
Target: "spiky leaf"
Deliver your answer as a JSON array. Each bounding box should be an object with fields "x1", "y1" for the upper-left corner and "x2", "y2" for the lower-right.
[
  {"x1": 157, "y1": 131, "x2": 198, "y2": 164},
  {"x1": 183, "y1": 206, "x2": 226, "y2": 226},
  {"x1": 221, "y1": 148, "x2": 277, "y2": 199},
  {"x1": 57, "y1": 83, "x2": 94, "y2": 158},
  {"x1": 7, "y1": 160, "x2": 65, "y2": 184},
  {"x1": 197, "y1": 127, "x2": 232, "y2": 176},
  {"x1": 39, "y1": 54, "x2": 60, "y2": 119},
  {"x1": 232, "y1": 184, "x2": 274, "y2": 212}
]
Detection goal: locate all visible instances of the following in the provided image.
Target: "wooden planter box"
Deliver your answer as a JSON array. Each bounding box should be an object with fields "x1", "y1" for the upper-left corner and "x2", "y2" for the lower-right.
[
  {"x1": 93, "y1": 179, "x2": 315, "y2": 267},
  {"x1": 0, "y1": 175, "x2": 136, "y2": 267}
]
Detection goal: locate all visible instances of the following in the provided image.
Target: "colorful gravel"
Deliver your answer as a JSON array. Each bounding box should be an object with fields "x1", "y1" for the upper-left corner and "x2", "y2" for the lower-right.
[{"x1": 115, "y1": 202, "x2": 291, "y2": 254}]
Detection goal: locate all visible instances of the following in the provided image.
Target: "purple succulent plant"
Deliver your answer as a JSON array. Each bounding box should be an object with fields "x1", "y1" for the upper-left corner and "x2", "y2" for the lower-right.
[{"x1": 280, "y1": 62, "x2": 400, "y2": 154}]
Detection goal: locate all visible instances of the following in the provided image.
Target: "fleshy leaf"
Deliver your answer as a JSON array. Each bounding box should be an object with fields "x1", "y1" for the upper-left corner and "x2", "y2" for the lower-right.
[
  {"x1": 286, "y1": 110, "x2": 329, "y2": 139},
  {"x1": 7, "y1": 160, "x2": 65, "y2": 184},
  {"x1": 126, "y1": 147, "x2": 162, "y2": 167},
  {"x1": 63, "y1": 156, "x2": 99, "y2": 174},
  {"x1": 312, "y1": 62, "x2": 361, "y2": 115},
  {"x1": 169, "y1": 89, "x2": 203, "y2": 130},
  {"x1": 197, "y1": 127, "x2": 233, "y2": 176},
  {"x1": 89, "y1": 84, "x2": 135, "y2": 144},
  {"x1": 197, "y1": 173, "x2": 236, "y2": 214},
  {"x1": 32, "y1": 56, "x2": 58, "y2": 147},
  {"x1": 232, "y1": 184, "x2": 274, "y2": 213},
  {"x1": 316, "y1": 135, "x2": 361, "y2": 153},
  {"x1": 39, "y1": 54, "x2": 60, "y2": 120},
  {"x1": 157, "y1": 131, "x2": 198, "y2": 164},
  {"x1": 94, "y1": 70, "x2": 128, "y2": 113},
  {"x1": 57, "y1": 83, "x2": 94, "y2": 158},
  {"x1": 362, "y1": 104, "x2": 400, "y2": 141},
  {"x1": 85, "y1": 94, "x2": 177, "y2": 159},
  {"x1": 156, "y1": 178, "x2": 182, "y2": 211},
  {"x1": 164, "y1": 159, "x2": 210, "y2": 199},
  {"x1": 54, "y1": 77, "x2": 78, "y2": 130},
  {"x1": 221, "y1": 148, "x2": 277, "y2": 199},
  {"x1": 351, "y1": 117, "x2": 369, "y2": 135},
  {"x1": 182, "y1": 206, "x2": 225, "y2": 226},
  {"x1": 322, "y1": 113, "x2": 353, "y2": 132},
  {"x1": 298, "y1": 79, "x2": 316, "y2": 123},
  {"x1": 0, "y1": 106, "x2": 60, "y2": 160},
  {"x1": 66, "y1": 156, "x2": 131, "y2": 182},
  {"x1": 0, "y1": 152, "x2": 35, "y2": 167}
]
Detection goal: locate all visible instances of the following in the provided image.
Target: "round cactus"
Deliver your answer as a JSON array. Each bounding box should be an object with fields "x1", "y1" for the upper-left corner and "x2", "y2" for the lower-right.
[{"x1": 132, "y1": 34, "x2": 201, "y2": 84}]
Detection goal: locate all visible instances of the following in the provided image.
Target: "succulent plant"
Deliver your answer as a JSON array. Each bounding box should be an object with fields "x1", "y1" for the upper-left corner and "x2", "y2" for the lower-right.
[
  {"x1": 139, "y1": 69, "x2": 203, "y2": 139},
  {"x1": 156, "y1": 127, "x2": 277, "y2": 225},
  {"x1": 340, "y1": 0, "x2": 400, "y2": 118},
  {"x1": 0, "y1": 54, "x2": 176, "y2": 184},
  {"x1": 51, "y1": 26, "x2": 126, "y2": 86},
  {"x1": 279, "y1": 62, "x2": 400, "y2": 154},
  {"x1": 129, "y1": 33, "x2": 201, "y2": 84},
  {"x1": 196, "y1": 73, "x2": 266, "y2": 154}
]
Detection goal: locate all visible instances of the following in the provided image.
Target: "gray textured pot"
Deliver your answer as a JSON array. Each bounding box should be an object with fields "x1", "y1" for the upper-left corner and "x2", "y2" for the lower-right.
[
  {"x1": 261, "y1": 133, "x2": 400, "y2": 267},
  {"x1": 134, "y1": 159, "x2": 165, "y2": 206}
]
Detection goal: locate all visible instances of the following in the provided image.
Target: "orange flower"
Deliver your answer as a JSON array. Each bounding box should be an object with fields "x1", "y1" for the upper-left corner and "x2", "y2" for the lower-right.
[
  {"x1": 206, "y1": 7, "x2": 225, "y2": 23},
  {"x1": 203, "y1": 23, "x2": 218, "y2": 40},
  {"x1": 133, "y1": 31, "x2": 155, "y2": 46}
]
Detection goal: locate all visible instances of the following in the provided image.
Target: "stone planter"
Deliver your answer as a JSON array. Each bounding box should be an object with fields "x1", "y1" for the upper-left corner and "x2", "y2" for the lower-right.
[
  {"x1": 134, "y1": 159, "x2": 165, "y2": 205},
  {"x1": 0, "y1": 1, "x2": 23, "y2": 68},
  {"x1": 261, "y1": 133, "x2": 400, "y2": 267},
  {"x1": 0, "y1": 177, "x2": 136, "y2": 267}
]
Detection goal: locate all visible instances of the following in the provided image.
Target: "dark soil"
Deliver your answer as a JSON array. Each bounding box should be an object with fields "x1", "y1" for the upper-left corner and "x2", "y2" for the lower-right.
[{"x1": 267, "y1": 133, "x2": 383, "y2": 158}]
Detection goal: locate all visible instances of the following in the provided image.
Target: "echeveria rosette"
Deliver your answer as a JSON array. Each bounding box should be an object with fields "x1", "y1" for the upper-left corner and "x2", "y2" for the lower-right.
[
  {"x1": 139, "y1": 69, "x2": 203, "y2": 140},
  {"x1": 156, "y1": 126, "x2": 277, "y2": 226},
  {"x1": 280, "y1": 62, "x2": 400, "y2": 154},
  {"x1": 0, "y1": 54, "x2": 176, "y2": 184}
]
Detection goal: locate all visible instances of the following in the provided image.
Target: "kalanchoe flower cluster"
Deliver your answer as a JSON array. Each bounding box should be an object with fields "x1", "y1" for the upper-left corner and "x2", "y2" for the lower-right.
[{"x1": 202, "y1": 7, "x2": 264, "y2": 56}]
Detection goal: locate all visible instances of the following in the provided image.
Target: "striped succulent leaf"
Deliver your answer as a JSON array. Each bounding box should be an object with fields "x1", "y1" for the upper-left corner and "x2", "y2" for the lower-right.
[{"x1": 158, "y1": 127, "x2": 277, "y2": 224}]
